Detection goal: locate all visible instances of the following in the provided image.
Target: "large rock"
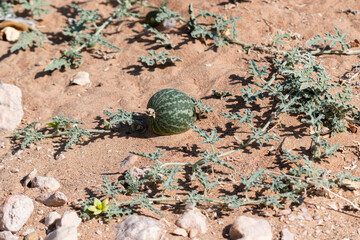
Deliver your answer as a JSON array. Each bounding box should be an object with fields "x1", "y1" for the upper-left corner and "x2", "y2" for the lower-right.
[
  {"x1": 35, "y1": 192, "x2": 67, "y2": 207},
  {"x1": 229, "y1": 215, "x2": 272, "y2": 240},
  {"x1": 114, "y1": 215, "x2": 165, "y2": 240},
  {"x1": 32, "y1": 176, "x2": 60, "y2": 192},
  {"x1": 0, "y1": 83, "x2": 23, "y2": 132},
  {"x1": 0, "y1": 194, "x2": 34, "y2": 233}
]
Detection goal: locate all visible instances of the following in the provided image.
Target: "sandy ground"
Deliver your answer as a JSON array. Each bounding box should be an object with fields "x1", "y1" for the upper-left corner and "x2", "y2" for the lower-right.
[{"x1": 1, "y1": 0, "x2": 360, "y2": 239}]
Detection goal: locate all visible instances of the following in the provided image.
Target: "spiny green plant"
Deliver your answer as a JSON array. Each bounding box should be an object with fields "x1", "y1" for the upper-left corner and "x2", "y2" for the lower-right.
[
  {"x1": 212, "y1": 89, "x2": 233, "y2": 100},
  {"x1": 138, "y1": 50, "x2": 182, "y2": 66},
  {"x1": 12, "y1": 109, "x2": 135, "y2": 150},
  {"x1": 45, "y1": 2, "x2": 140, "y2": 71},
  {"x1": 17, "y1": 0, "x2": 51, "y2": 18}
]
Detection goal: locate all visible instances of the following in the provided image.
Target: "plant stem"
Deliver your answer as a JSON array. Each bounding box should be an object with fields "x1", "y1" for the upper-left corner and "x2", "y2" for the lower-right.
[
  {"x1": 310, "y1": 49, "x2": 360, "y2": 56},
  {"x1": 16, "y1": 129, "x2": 111, "y2": 139},
  {"x1": 266, "y1": 170, "x2": 360, "y2": 211}
]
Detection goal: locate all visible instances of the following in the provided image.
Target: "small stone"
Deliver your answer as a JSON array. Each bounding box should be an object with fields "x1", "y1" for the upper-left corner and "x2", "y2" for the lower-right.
[
  {"x1": 341, "y1": 179, "x2": 360, "y2": 190},
  {"x1": 281, "y1": 228, "x2": 294, "y2": 240},
  {"x1": 10, "y1": 168, "x2": 19, "y2": 173},
  {"x1": 114, "y1": 215, "x2": 165, "y2": 240},
  {"x1": 21, "y1": 169, "x2": 38, "y2": 187},
  {"x1": 300, "y1": 207, "x2": 311, "y2": 220},
  {"x1": 54, "y1": 154, "x2": 65, "y2": 160},
  {"x1": 35, "y1": 192, "x2": 67, "y2": 207},
  {"x1": 56, "y1": 211, "x2": 81, "y2": 228},
  {"x1": 275, "y1": 208, "x2": 291, "y2": 217},
  {"x1": 0, "y1": 27, "x2": 21, "y2": 42},
  {"x1": 0, "y1": 83, "x2": 24, "y2": 132},
  {"x1": 172, "y1": 228, "x2": 188, "y2": 237},
  {"x1": 44, "y1": 212, "x2": 61, "y2": 227},
  {"x1": 32, "y1": 176, "x2": 60, "y2": 192},
  {"x1": 36, "y1": 146, "x2": 42, "y2": 151},
  {"x1": 70, "y1": 72, "x2": 91, "y2": 87},
  {"x1": 327, "y1": 202, "x2": 338, "y2": 211},
  {"x1": 0, "y1": 194, "x2": 34, "y2": 232},
  {"x1": 229, "y1": 215, "x2": 272, "y2": 240},
  {"x1": 44, "y1": 226, "x2": 78, "y2": 240},
  {"x1": 120, "y1": 154, "x2": 138, "y2": 167},
  {"x1": 175, "y1": 207, "x2": 207, "y2": 238},
  {"x1": 24, "y1": 232, "x2": 38, "y2": 240},
  {"x1": 95, "y1": 230, "x2": 102, "y2": 235},
  {"x1": 0, "y1": 231, "x2": 18, "y2": 240}
]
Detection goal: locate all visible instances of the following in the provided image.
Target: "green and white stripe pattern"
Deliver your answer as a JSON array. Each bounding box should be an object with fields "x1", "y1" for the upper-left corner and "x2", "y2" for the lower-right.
[{"x1": 146, "y1": 88, "x2": 196, "y2": 136}]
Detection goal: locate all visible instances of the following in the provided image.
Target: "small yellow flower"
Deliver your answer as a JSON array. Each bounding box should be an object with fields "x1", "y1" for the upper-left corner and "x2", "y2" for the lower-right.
[{"x1": 88, "y1": 198, "x2": 109, "y2": 215}]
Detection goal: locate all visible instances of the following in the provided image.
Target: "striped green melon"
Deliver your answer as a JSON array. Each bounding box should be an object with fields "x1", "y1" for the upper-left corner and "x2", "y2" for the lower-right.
[{"x1": 146, "y1": 88, "x2": 196, "y2": 136}]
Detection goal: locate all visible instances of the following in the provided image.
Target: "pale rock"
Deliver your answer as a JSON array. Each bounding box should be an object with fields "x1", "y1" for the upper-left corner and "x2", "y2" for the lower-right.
[
  {"x1": 31, "y1": 176, "x2": 60, "y2": 192},
  {"x1": 114, "y1": 215, "x2": 165, "y2": 240},
  {"x1": 21, "y1": 169, "x2": 38, "y2": 187},
  {"x1": 44, "y1": 212, "x2": 61, "y2": 227},
  {"x1": 175, "y1": 207, "x2": 207, "y2": 238},
  {"x1": 70, "y1": 72, "x2": 91, "y2": 87},
  {"x1": 172, "y1": 227, "x2": 188, "y2": 237},
  {"x1": 56, "y1": 211, "x2": 81, "y2": 228},
  {"x1": 0, "y1": 231, "x2": 18, "y2": 240},
  {"x1": 0, "y1": 194, "x2": 34, "y2": 232},
  {"x1": 281, "y1": 228, "x2": 294, "y2": 240},
  {"x1": 35, "y1": 192, "x2": 67, "y2": 207},
  {"x1": 44, "y1": 226, "x2": 77, "y2": 240},
  {"x1": 229, "y1": 215, "x2": 272, "y2": 240},
  {"x1": 0, "y1": 83, "x2": 23, "y2": 132},
  {"x1": 0, "y1": 27, "x2": 20, "y2": 42}
]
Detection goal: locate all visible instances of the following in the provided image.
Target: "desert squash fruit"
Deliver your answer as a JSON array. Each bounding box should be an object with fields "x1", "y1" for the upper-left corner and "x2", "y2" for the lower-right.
[
  {"x1": 145, "y1": 10, "x2": 161, "y2": 27},
  {"x1": 146, "y1": 88, "x2": 196, "y2": 135}
]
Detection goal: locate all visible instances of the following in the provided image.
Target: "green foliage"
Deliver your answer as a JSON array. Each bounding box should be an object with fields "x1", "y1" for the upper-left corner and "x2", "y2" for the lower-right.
[
  {"x1": 272, "y1": 31, "x2": 290, "y2": 46},
  {"x1": 45, "y1": 2, "x2": 139, "y2": 72},
  {"x1": 186, "y1": 3, "x2": 241, "y2": 48},
  {"x1": 103, "y1": 109, "x2": 134, "y2": 129},
  {"x1": 0, "y1": 2, "x2": 13, "y2": 17},
  {"x1": 306, "y1": 27, "x2": 350, "y2": 51},
  {"x1": 212, "y1": 89, "x2": 233, "y2": 100},
  {"x1": 98, "y1": 175, "x2": 123, "y2": 198},
  {"x1": 191, "y1": 97, "x2": 215, "y2": 115},
  {"x1": 12, "y1": 122, "x2": 44, "y2": 148},
  {"x1": 138, "y1": 50, "x2": 183, "y2": 66},
  {"x1": 18, "y1": 0, "x2": 51, "y2": 18},
  {"x1": 10, "y1": 30, "x2": 46, "y2": 52},
  {"x1": 221, "y1": 109, "x2": 255, "y2": 124},
  {"x1": 143, "y1": 24, "x2": 173, "y2": 48},
  {"x1": 130, "y1": 148, "x2": 163, "y2": 163}
]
